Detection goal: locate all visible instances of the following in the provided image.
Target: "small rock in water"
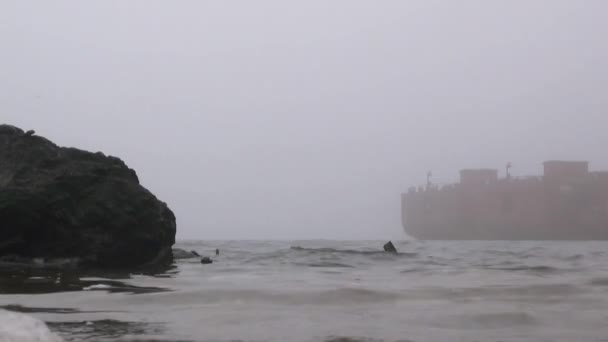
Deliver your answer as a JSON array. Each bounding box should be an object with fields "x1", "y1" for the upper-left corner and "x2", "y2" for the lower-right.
[
  {"x1": 383, "y1": 241, "x2": 398, "y2": 254},
  {"x1": 172, "y1": 248, "x2": 200, "y2": 259},
  {"x1": 200, "y1": 257, "x2": 213, "y2": 264}
]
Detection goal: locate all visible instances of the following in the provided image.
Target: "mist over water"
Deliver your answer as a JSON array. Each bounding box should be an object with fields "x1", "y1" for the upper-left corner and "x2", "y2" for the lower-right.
[
  {"x1": 2, "y1": 2, "x2": 608, "y2": 341},
  {"x1": 4, "y1": 240, "x2": 608, "y2": 342},
  {"x1": 2, "y1": 1, "x2": 608, "y2": 240}
]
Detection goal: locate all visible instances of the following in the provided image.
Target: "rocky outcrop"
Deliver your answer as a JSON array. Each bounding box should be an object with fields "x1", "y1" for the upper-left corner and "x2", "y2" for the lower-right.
[
  {"x1": 172, "y1": 248, "x2": 200, "y2": 259},
  {"x1": 0, "y1": 125, "x2": 176, "y2": 269}
]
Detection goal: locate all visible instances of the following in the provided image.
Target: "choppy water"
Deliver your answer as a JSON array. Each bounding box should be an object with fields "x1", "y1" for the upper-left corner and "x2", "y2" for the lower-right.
[{"x1": 3, "y1": 240, "x2": 608, "y2": 342}]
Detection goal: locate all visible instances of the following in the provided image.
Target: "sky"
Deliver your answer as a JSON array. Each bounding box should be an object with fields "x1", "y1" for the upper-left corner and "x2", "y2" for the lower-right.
[{"x1": 1, "y1": 1, "x2": 607, "y2": 240}]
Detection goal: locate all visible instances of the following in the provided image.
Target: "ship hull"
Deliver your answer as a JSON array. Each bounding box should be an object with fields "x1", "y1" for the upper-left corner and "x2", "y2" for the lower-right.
[
  {"x1": 401, "y1": 164, "x2": 608, "y2": 241},
  {"x1": 403, "y1": 223, "x2": 608, "y2": 240}
]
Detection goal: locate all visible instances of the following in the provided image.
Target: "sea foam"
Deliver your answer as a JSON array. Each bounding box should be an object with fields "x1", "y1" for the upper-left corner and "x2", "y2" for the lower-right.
[{"x1": 0, "y1": 309, "x2": 63, "y2": 342}]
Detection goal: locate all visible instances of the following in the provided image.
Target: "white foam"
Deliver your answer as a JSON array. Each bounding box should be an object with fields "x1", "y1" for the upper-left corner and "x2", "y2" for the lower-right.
[
  {"x1": 83, "y1": 284, "x2": 111, "y2": 290},
  {"x1": 0, "y1": 309, "x2": 63, "y2": 342}
]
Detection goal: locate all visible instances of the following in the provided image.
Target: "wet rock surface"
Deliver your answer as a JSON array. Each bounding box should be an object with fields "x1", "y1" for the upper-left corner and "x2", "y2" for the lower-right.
[
  {"x1": 171, "y1": 248, "x2": 200, "y2": 259},
  {"x1": 200, "y1": 257, "x2": 213, "y2": 264},
  {"x1": 383, "y1": 241, "x2": 397, "y2": 254},
  {"x1": 0, "y1": 125, "x2": 176, "y2": 270}
]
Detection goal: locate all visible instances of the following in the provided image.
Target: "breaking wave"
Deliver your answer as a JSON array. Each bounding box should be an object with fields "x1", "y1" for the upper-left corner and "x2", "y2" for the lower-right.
[
  {"x1": 482, "y1": 265, "x2": 559, "y2": 273},
  {"x1": 290, "y1": 246, "x2": 392, "y2": 255},
  {"x1": 0, "y1": 309, "x2": 63, "y2": 342},
  {"x1": 290, "y1": 246, "x2": 418, "y2": 258}
]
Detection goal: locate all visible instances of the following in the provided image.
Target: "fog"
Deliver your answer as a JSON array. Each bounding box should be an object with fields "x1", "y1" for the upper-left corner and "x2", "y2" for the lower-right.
[{"x1": 1, "y1": 1, "x2": 607, "y2": 240}]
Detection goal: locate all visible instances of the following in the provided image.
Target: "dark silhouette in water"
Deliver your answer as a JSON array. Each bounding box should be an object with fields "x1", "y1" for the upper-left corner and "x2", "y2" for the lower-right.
[
  {"x1": 216, "y1": 249, "x2": 219, "y2": 256},
  {"x1": 383, "y1": 241, "x2": 397, "y2": 254},
  {"x1": 172, "y1": 249, "x2": 200, "y2": 259},
  {"x1": 201, "y1": 257, "x2": 213, "y2": 264}
]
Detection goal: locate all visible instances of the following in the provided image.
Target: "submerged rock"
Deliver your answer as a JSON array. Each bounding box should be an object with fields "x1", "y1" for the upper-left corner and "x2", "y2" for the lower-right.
[
  {"x1": 0, "y1": 125, "x2": 176, "y2": 269},
  {"x1": 383, "y1": 241, "x2": 397, "y2": 254},
  {"x1": 172, "y1": 248, "x2": 201, "y2": 259}
]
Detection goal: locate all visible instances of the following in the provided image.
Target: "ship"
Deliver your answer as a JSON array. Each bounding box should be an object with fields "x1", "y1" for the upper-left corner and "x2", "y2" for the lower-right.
[{"x1": 401, "y1": 161, "x2": 608, "y2": 240}]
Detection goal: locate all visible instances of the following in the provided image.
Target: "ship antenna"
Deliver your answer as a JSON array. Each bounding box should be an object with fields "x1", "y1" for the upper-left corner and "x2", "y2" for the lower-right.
[
  {"x1": 506, "y1": 162, "x2": 512, "y2": 180},
  {"x1": 426, "y1": 171, "x2": 432, "y2": 189}
]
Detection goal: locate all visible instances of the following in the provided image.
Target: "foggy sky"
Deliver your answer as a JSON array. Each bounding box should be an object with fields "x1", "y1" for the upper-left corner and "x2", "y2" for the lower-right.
[{"x1": 2, "y1": 1, "x2": 607, "y2": 240}]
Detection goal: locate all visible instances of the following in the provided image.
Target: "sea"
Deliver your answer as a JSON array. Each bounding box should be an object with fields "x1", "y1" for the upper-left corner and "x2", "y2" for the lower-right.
[{"x1": 2, "y1": 240, "x2": 608, "y2": 342}]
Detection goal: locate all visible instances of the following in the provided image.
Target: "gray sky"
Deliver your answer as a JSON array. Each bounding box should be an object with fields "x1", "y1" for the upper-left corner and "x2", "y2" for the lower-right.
[{"x1": 2, "y1": 1, "x2": 607, "y2": 240}]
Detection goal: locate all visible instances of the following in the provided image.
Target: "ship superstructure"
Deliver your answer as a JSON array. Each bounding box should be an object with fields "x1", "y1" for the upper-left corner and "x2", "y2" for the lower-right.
[{"x1": 402, "y1": 161, "x2": 608, "y2": 240}]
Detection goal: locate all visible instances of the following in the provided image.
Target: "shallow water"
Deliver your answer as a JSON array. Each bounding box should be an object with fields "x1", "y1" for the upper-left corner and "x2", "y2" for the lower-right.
[{"x1": 3, "y1": 240, "x2": 608, "y2": 342}]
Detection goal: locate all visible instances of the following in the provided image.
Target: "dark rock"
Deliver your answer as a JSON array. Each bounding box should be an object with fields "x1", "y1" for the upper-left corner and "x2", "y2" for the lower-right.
[
  {"x1": 0, "y1": 255, "x2": 80, "y2": 271},
  {"x1": 0, "y1": 125, "x2": 22, "y2": 135},
  {"x1": 0, "y1": 124, "x2": 176, "y2": 269},
  {"x1": 172, "y1": 248, "x2": 200, "y2": 259},
  {"x1": 383, "y1": 241, "x2": 397, "y2": 254},
  {"x1": 200, "y1": 257, "x2": 213, "y2": 264}
]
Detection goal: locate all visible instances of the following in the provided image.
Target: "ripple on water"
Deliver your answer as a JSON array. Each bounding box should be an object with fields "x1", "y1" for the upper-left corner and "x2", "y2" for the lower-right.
[{"x1": 48, "y1": 320, "x2": 166, "y2": 342}]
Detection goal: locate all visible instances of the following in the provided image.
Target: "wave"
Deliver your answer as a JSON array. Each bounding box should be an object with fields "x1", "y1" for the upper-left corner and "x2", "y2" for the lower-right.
[
  {"x1": 143, "y1": 287, "x2": 400, "y2": 306},
  {"x1": 483, "y1": 265, "x2": 559, "y2": 273},
  {"x1": 472, "y1": 311, "x2": 538, "y2": 327},
  {"x1": 588, "y1": 277, "x2": 608, "y2": 286},
  {"x1": 323, "y1": 338, "x2": 416, "y2": 342},
  {"x1": 482, "y1": 249, "x2": 533, "y2": 258},
  {"x1": 0, "y1": 309, "x2": 63, "y2": 342},
  {"x1": 436, "y1": 311, "x2": 539, "y2": 330},
  {"x1": 48, "y1": 319, "x2": 166, "y2": 341},
  {"x1": 242, "y1": 246, "x2": 417, "y2": 267},
  {"x1": 323, "y1": 337, "x2": 389, "y2": 342},
  {"x1": 293, "y1": 261, "x2": 355, "y2": 268},
  {"x1": 406, "y1": 283, "x2": 581, "y2": 303},
  {"x1": 291, "y1": 246, "x2": 389, "y2": 255},
  {"x1": 290, "y1": 246, "x2": 417, "y2": 257},
  {"x1": 562, "y1": 254, "x2": 584, "y2": 261}
]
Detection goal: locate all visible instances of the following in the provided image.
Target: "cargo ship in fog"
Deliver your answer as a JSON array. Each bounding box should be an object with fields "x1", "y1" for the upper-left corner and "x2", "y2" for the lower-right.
[{"x1": 401, "y1": 161, "x2": 608, "y2": 240}]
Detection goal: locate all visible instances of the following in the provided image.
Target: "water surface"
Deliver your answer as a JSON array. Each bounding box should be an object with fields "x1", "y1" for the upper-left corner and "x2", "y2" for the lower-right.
[{"x1": 2, "y1": 240, "x2": 608, "y2": 342}]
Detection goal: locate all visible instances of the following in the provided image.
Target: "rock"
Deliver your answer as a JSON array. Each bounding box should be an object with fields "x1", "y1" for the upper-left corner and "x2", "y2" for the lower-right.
[
  {"x1": 200, "y1": 257, "x2": 213, "y2": 264},
  {"x1": 0, "y1": 124, "x2": 176, "y2": 269},
  {"x1": 383, "y1": 241, "x2": 397, "y2": 254},
  {"x1": 0, "y1": 125, "x2": 22, "y2": 135},
  {"x1": 172, "y1": 248, "x2": 200, "y2": 259},
  {"x1": 0, "y1": 255, "x2": 81, "y2": 271}
]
